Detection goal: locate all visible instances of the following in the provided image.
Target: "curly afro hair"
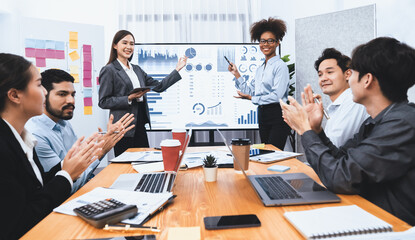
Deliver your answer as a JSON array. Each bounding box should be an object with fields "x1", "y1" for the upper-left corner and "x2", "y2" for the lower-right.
[{"x1": 250, "y1": 17, "x2": 287, "y2": 43}]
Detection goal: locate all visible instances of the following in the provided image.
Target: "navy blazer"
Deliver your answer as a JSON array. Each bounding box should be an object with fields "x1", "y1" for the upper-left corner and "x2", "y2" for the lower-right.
[
  {"x1": 98, "y1": 60, "x2": 181, "y2": 137},
  {"x1": 0, "y1": 118, "x2": 71, "y2": 240}
]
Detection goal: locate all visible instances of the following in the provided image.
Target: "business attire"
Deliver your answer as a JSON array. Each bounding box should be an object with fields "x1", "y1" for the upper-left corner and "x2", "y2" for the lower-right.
[
  {"x1": 301, "y1": 101, "x2": 415, "y2": 225},
  {"x1": 26, "y1": 114, "x2": 99, "y2": 193},
  {"x1": 98, "y1": 59, "x2": 182, "y2": 156},
  {"x1": 0, "y1": 118, "x2": 73, "y2": 239},
  {"x1": 235, "y1": 55, "x2": 290, "y2": 149},
  {"x1": 324, "y1": 88, "x2": 369, "y2": 147}
]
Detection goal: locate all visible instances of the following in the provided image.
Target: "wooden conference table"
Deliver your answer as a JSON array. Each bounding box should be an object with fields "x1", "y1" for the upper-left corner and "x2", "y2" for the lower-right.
[{"x1": 22, "y1": 145, "x2": 411, "y2": 239}]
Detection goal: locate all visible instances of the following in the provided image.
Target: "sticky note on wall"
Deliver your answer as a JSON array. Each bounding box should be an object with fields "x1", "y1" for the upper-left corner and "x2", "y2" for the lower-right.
[
  {"x1": 84, "y1": 106, "x2": 92, "y2": 115},
  {"x1": 69, "y1": 51, "x2": 80, "y2": 61},
  {"x1": 69, "y1": 31, "x2": 78, "y2": 49},
  {"x1": 83, "y1": 88, "x2": 93, "y2": 97},
  {"x1": 71, "y1": 74, "x2": 79, "y2": 83},
  {"x1": 84, "y1": 97, "x2": 93, "y2": 106}
]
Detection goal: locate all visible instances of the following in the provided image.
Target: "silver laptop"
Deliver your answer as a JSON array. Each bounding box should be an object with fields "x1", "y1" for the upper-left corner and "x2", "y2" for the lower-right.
[
  {"x1": 217, "y1": 129, "x2": 340, "y2": 206},
  {"x1": 110, "y1": 129, "x2": 192, "y2": 194}
]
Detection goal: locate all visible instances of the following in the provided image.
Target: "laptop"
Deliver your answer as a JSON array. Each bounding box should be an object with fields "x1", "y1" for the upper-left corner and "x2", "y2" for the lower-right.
[
  {"x1": 110, "y1": 129, "x2": 192, "y2": 194},
  {"x1": 216, "y1": 129, "x2": 340, "y2": 206}
]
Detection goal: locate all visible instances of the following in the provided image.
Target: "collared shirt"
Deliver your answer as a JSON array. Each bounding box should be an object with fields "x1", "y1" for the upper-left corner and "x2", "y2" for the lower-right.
[
  {"x1": 235, "y1": 55, "x2": 290, "y2": 105},
  {"x1": 4, "y1": 119, "x2": 73, "y2": 188},
  {"x1": 117, "y1": 58, "x2": 143, "y2": 102},
  {"x1": 324, "y1": 88, "x2": 369, "y2": 147},
  {"x1": 26, "y1": 114, "x2": 98, "y2": 193},
  {"x1": 301, "y1": 101, "x2": 415, "y2": 225}
]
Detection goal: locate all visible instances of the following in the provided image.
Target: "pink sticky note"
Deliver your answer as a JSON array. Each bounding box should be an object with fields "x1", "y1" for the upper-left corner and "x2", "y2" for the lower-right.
[
  {"x1": 45, "y1": 49, "x2": 56, "y2": 58},
  {"x1": 83, "y1": 45, "x2": 91, "y2": 53},
  {"x1": 83, "y1": 70, "x2": 92, "y2": 79},
  {"x1": 83, "y1": 78, "x2": 92, "y2": 87},
  {"x1": 25, "y1": 48, "x2": 36, "y2": 58},
  {"x1": 83, "y1": 53, "x2": 92, "y2": 62},
  {"x1": 83, "y1": 97, "x2": 93, "y2": 106},
  {"x1": 96, "y1": 77, "x2": 100, "y2": 85},
  {"x1": 36, "y1": 58, "x2": 46, "y2": 67},
  {"x1": 35, "y1": 49, "x2": 46, "y2": 58},
  {"x1": 83, "y1": 62, "x2": 92, "y2": 71},
  {"x1": 55, "y1": 50, "x2": 65, "y2": 59}
]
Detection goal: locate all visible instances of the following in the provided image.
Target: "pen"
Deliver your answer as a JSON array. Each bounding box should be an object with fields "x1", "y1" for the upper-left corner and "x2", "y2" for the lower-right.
[
  {"x1": 224, "y1": 56, "x2": 232, "y2": 66},
  {"x1": 98, "y1": 131, "x2": 120, "y2": 134},
  {"x1": 104, "y1": 224, "x2": 160, "y2": 232},
  {"x1": 153, "y1": 147, "x2": 161, "y2": 150},
  {"x1": 314, "y1": 98, "x2": 330, "y2": 119}
]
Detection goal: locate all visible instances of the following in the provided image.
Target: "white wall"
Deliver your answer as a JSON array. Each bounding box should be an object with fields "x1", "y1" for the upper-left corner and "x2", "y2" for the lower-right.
[{"x1": 260, "y1": 0, "x2": 415, "y2": 102}]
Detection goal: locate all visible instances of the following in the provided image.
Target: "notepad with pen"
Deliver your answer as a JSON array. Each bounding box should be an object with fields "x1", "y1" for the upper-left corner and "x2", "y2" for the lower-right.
[{"x1": 283, "y1": 205, "x2": 393, "y2": 239}]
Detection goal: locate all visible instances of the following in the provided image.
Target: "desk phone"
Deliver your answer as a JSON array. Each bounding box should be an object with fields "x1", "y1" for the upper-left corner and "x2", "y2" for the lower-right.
[{"x1": 74, "y1": 198, "x2": 138, "y2": 228}]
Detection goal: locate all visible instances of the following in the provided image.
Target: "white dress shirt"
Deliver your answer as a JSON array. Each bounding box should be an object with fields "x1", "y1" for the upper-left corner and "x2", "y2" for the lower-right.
[
  {"x1": 117, "y1": 58, "x2": 143, "y2": 102},
  {"x1": 4, "y1": 119, "x2": 73, "y2": 188},
  {"x1": 325, "y1": 88, "x2": 369, "y2": 147}
]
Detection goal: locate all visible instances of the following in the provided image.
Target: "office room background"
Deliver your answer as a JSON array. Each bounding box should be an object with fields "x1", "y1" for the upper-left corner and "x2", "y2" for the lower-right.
[{"x1": 1, "y1": 0, "x2": 414, "y2": 166}]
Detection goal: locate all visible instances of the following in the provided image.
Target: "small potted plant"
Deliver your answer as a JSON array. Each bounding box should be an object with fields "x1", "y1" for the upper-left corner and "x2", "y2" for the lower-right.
[{"x1": 203, "y1": 154, "x2": 218, "y2": 182}]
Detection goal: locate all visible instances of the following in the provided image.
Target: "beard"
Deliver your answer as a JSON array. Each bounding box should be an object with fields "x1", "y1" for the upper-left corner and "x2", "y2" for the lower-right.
[{"x1": 45, "y1": 97, "x2": 75, "y2": 120}]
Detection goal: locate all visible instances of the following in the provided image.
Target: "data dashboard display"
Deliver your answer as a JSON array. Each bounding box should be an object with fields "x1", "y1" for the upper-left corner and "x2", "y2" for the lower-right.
[{"x1": 133, "y1": 44, "x2": 266, "y2": 130}]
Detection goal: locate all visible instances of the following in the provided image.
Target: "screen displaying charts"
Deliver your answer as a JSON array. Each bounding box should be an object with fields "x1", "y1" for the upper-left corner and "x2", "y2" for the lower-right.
[{"x1": 133, "y1": 44, "x2": 267, "y2": 130}]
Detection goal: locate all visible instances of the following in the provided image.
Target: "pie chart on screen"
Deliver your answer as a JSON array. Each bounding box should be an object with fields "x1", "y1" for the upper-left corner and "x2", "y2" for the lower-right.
[{"x1": 185, "y1": 48, "x2": 197, "y2": 59}]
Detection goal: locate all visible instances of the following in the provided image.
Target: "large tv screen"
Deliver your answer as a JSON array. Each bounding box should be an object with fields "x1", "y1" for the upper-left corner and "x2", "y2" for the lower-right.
[{"x1": 132, "y1": 43, "x2": 269, "y2": 130}]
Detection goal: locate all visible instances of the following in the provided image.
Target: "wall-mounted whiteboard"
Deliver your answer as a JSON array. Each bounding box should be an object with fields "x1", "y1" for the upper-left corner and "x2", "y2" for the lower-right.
[
  {"x1": 20, "y1": 17, "x2": 107, "y2": 138},
  {"x1": 132, "y1": 43, "x2": 272, "y2": 130}
]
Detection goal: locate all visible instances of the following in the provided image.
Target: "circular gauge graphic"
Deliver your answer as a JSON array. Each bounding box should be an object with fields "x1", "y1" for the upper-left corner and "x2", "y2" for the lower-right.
[
  {"x1": 249, "y1": 64, "x2": 257, "y2": 72},
  {"x1": 195, "y1": 64, "x2": 203, "y2": 71},
  {"x1": 238, "y1": 64, "x2": 247, "y2": 73},
  {"x1": 185, "y1": 47, "x2": 197, "y2": 59},
  {"x1": 192, "y1": 103, "x2": 205, "y2": 115},
  {"x1": 185, "y1": 64, "x2": 193, "y2": 72},
  {"x1": 205, "y1": 64, "x2": 213, "y2": 71},
  {"x1": 250, "y1": 46, "x2": 258, "y2": 54},
  {"x1": 241, "y1": 46, "x2": 248, "y2": 55}
]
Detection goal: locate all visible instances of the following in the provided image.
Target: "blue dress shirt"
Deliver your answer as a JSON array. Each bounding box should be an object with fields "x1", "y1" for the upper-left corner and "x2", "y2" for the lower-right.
[
  {"x1": 235, "y1": 55, "x2": 290, "y2": 105},
  {"x1": 26, "y1": 114, "x2": 99, "y2": 193}
]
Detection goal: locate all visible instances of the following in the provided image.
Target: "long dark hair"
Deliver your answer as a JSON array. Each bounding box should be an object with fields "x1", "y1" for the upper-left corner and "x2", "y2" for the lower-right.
[
  {"x1": 0, "y1": 53, "x2": 32, "y2": 112},
  {"x1": 107, "y1": 30, "x2": 135, "y2": 65}
]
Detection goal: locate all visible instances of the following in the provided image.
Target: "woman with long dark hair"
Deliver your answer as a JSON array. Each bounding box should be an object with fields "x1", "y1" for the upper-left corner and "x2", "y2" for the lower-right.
[
  {"x1": 0, "y1": 53, "x2": 102, "y2": 239},
  {"x1": 98, "y1": 30, "x2": 187, "y2": 156},
  {"x1": 228, "y1": 18, "x2": 291, "y2": 149}
]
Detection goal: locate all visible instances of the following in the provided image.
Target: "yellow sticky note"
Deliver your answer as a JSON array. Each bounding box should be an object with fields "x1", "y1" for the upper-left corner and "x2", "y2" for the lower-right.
[
  {"x1": 168, "y1": 227, "x2": 200, "y2": 240},
  {"x1": 252, "y1": 143, "x2": 266, "y2": 149},
  {"x1": 71, "y1": 74, "x2": 79, "y2": 83},
  {"x1": 69, "y1": 51, "x2": 80, "y2": 61},
  {"x1": 69, "y1": 40, "x2": 78, "y2": 49},
  {"x1": 84, "y1": 106, "x2": 92, "y2": 115},
  {"x1": 70, "y1": 65, "x2": 79, "y2": 74},
  {"x1": 69, "y1": 31, "x2": 78, "y2": 41}
]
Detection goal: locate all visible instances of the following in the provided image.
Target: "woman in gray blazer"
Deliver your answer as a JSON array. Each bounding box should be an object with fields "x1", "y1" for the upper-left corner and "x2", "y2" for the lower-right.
[{"x1": 98, "y1": 30, "x2": 187, "y2": 156}]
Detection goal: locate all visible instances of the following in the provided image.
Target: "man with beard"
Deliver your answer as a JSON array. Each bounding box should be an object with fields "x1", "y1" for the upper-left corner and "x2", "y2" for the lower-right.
[{"x1": 26, "y1": 69, "x2": 134, "y2": 193}]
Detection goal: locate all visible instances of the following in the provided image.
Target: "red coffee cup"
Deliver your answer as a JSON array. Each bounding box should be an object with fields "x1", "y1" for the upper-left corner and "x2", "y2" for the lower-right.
[
  {"x1": 160, "y1": 139, "x2": 181, "y2": 171},
  {"x1": 172, "y1": 128, "x2": 187, "y2": 151}
]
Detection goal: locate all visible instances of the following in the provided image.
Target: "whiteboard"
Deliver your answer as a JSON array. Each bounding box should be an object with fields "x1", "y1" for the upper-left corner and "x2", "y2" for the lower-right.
[
  {"x1": 20, "y1": 17, "x2": 107, "y2": 138},
  {"x1": 132, "y1": 43, "x2": 273, "y2": 130}
]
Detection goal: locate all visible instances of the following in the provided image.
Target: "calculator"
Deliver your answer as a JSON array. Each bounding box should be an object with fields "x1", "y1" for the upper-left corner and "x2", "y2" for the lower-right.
[{"x1": 73, "y1": 198, "x2": 138, "y2": 228}]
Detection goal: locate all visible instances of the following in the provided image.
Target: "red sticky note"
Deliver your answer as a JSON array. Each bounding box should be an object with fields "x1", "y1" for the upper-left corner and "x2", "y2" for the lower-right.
[
  {"x1": 55, "y1": 50, "x2": 65, "y2": 59},
  {"x1": 45, "y1": 49, "x2": 56, "y2": 58},
  {"x1": 35, "y1": 49, "x2": 46, "y2": 58},
  {"x1": 25, "y1": 48, "x2": 36, "y2": 58},
  {"x1": 83, "y1": 78, "x2": 92, "y2": 87},
  {"x1": 83, "y1": 45, "x2": 91, "y2": 53},
  {"x1": 83, "y1": 53, "x2": 92, "y2": 62},
  {"x1": 83, "y1": 97, "x2": 93, "y2": 106},
  {"x1": 83, "y1": 62, "x2": 92, "y2": 71},
  {"x1": 83, "y1": 70, "x2": 92, "y2": 79},
  {"x1": 36, "y1": 58, "x2": 46, "y2": 67},
  {"x1": 96, "y1": 77, "x2": 100, "y2": 85}
]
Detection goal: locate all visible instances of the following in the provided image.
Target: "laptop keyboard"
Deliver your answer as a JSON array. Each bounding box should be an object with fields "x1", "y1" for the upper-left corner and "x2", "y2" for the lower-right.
[
  {"x1": 256, "y1": 176, "x2": 301, "y2": 200},
  {"x1": 134, "y1": 173, "x2": 175, "y2": 193}
]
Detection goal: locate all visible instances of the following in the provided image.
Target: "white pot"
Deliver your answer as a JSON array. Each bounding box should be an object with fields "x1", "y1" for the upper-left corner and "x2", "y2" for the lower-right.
[{"x1": 203, "y1": 166, "x2": 218, "y2": 182}]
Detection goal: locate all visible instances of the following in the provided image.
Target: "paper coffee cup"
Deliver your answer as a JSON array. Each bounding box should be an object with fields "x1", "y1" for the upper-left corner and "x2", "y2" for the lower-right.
[
  {"x1": 231, "y1": 138, "x2": 251, "y2": 173},
  {"x1": 172, "y1": 128, "x2": 187, "y2": 151},
  {"x1": 160, "y1": 139, "x2": 181, "y2": 171}
]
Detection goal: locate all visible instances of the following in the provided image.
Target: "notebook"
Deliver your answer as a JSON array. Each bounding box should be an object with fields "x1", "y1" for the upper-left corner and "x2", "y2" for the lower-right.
[
  {"x1": 284, "y1": 205, "x2": 393, "y2": 239},
  {"x1": 216, "y1": 129, "x2": 340, "y2": 206},
  {"x1": 110, "y1": 129, "x2": 192, "y2": 194}
]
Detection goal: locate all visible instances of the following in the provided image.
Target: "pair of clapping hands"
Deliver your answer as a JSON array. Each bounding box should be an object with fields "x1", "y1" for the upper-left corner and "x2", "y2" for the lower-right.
[
  {"x1": 62, "y1": 113, "x2": 134, "y2": 181},
  {"x1": 279, "y1": 84, "x2": 324, "y2": 135}
]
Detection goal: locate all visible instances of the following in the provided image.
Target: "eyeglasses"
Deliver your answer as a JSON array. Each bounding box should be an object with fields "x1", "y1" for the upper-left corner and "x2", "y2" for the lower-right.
[{"x1": 259, "y1": 39, "x2": 277, "y2": 45}]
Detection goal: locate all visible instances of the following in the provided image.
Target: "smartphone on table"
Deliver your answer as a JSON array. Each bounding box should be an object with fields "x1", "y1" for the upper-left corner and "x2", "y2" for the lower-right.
[{"x1": 204, "y1": 214, "x2": 261, "y2": 230}]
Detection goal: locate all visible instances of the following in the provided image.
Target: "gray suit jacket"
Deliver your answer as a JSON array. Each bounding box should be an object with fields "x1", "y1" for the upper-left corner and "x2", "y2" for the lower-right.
[{"x1": 98, "y1": 60, "x2": 181, "y2": 137}]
